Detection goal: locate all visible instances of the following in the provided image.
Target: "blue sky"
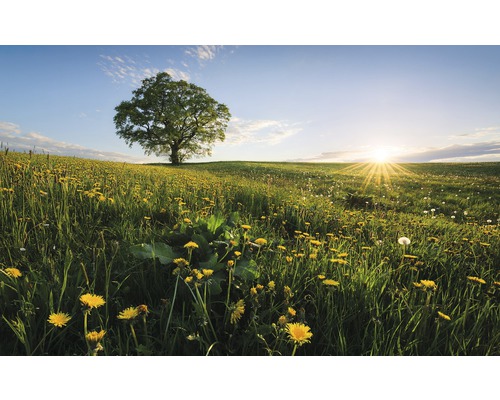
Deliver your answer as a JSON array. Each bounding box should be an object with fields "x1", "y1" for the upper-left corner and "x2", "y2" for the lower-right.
[{"x1": 1, "y1": 45, "x2": 500, "y2": 163}]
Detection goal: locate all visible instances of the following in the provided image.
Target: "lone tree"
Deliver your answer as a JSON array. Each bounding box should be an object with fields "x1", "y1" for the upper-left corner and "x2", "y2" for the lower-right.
[{"x1": 114, "y1": 72, "x2": 231, "y2": 165}]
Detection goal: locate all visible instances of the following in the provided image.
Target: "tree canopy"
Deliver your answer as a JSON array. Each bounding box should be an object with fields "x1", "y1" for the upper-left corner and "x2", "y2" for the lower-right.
[{"x1": 114, "y1": 72, "x2": 231, "y2": 165}]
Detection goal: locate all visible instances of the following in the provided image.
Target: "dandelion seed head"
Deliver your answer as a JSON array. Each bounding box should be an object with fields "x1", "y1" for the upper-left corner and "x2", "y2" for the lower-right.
[{"x1": 398, "y1": 237, "x2": 411, "y2": 245}]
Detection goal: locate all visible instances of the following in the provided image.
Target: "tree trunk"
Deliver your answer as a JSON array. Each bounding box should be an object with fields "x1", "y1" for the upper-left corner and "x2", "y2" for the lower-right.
[{"x1": 170, "y1": 144, "x2": 181, "y2": 165}]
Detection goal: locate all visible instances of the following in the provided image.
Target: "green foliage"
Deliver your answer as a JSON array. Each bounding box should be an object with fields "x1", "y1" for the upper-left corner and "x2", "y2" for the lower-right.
[
  {"x1": 0, "y1": 152, "x2": 499, "y2": 355},
  {"x1": 114, "y1": 72, "x2": 231, "y2": 165}
]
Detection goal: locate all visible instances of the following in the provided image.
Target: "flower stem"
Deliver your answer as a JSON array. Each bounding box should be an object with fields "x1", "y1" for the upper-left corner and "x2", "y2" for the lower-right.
[{"x1": 130, "y1": 324, "x2": 139, "y2": 350}]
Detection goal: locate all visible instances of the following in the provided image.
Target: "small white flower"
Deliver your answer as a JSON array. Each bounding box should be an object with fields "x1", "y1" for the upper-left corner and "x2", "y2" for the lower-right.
[
  {"x1": 451, "y1": 215, "x2": 455, "y2": 219},
  {"x1": 487, "y1": 219, "x2": 492, "y2": 223},
  {"x1": 398, "y1": 237, "x2": 411, "y2": 246},
  {"x1": 20, "y1": 247, "x2": 26, "y2": 252},
  {"x1": 464, "y1": 211, "x2": 468, "y2": 216}
]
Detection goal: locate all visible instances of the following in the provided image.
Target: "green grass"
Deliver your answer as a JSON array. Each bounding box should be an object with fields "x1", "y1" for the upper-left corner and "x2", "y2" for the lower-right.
[{"x1": 1, "y1": 151, "x2": 499, "y2": 355}]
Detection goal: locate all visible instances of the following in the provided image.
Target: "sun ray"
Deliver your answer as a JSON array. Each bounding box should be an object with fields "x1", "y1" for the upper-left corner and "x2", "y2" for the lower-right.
[{"x1": 338, "y1": 160, "x2": 416, "y2": 193}]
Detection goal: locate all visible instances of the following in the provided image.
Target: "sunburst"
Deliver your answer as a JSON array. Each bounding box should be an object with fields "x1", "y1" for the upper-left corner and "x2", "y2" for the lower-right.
[{"x1": 338, "y1": 161, "x2": 414, "y2": 192}]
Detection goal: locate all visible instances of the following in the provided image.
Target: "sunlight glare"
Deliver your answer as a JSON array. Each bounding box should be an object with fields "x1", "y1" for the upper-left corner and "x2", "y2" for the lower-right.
[{"x1": 372, "y1": 148, "x2": 390, "y2": 163}]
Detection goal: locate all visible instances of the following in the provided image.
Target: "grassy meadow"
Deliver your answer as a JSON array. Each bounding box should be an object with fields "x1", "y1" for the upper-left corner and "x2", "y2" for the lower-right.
[{"x1": 0, "y1": 150, "x2": 499, "y2": 355}]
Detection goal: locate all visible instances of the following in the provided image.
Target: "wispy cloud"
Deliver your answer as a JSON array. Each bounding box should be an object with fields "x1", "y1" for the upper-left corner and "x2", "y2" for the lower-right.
[
  {"x1": 291, "y1": 141, "x2": 500, "y2": 163},
  {"x1": 0, "y1": 121, "x2": 21, "y2": 135},
  {"x1": 397, "y1": 141, "x2": 500, "y2": 162},
  {"x1": 450, "y1": 126, "x2": 500, "y2": 140},
  {"x1": 98, "y1": 55, "x2": 190, "y2": 86},
  {"x1": 224, "y1": 117, "x2": 301, "y2": 146},
  {"x1": 0, "y1": 121, "x2": 150, "y2": 163},
  {"x1": 185, "y1": 45, "x2": 223, "y2": 63}
]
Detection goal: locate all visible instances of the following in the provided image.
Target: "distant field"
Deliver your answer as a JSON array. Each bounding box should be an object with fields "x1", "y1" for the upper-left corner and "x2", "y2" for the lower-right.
[{"x1": 1, "y1": 152, "x2": 499, "y2": 355}]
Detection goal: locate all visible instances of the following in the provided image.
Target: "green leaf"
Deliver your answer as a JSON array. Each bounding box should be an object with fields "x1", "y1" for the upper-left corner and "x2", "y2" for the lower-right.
[
  {"x1": 206, "y1": 214, "x2": 226, "y2": 235},
  {"x1": 191, "y1": 233, "x2": 211, "y2": 259},
  {"x1": 129, "y1": 242, "x2": 179, "y2": 265},
  {"x1": 205, "y1": 275, "x2": 224, "y2": 296},
  {"x1": 234, "y1": 259, "x2": 259, "y2": 282}
]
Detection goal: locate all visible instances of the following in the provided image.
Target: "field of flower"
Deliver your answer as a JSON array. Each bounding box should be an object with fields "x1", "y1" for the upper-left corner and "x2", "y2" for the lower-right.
[{"x1": 1, "y1": 150, "x2": 499, "y2": 355}]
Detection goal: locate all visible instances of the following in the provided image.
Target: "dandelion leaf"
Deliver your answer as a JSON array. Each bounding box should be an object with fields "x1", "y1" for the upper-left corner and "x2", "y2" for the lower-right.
[
  {"x1": 234, "y1": 259, "x2": 259, "y2": 281},
  {"x1": 129, "y1": 242, "x2": 179, "y2": 265}
]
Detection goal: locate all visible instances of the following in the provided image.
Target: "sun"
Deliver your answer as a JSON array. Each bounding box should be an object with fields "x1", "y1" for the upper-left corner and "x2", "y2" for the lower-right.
[{"x1": 371, "y1": 148, "x2": 390, "y2": 163}]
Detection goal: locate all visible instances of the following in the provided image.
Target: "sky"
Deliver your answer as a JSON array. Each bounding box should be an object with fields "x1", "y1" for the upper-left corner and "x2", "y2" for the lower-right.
[{"x1": 1, "y1": 45, "x2": 500, "y2": 164}]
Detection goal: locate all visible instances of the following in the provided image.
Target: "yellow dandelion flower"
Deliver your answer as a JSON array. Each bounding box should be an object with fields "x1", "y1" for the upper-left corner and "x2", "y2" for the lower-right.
[
  {"x1": 256, "y1": 284, "x2": 264, "y2": 291},
  {"x1": 288, "y1": 307, "x2": 296, "y2": 317},
  {"x1": 323, "y1": 279, "x2": 340, "y2": 286},
  {"x1": 278, "y1": 315, "x2": 288, "y2": 325},
  {"x1": 267, "y1": 280, "x2": 276, "y2": 290},
  {"x1": 284, "y1": 285, "x2": 293, "y2": 298},
  {"x1": 467, "y1": 276, "x2": 486, "y2": 284},
  {"x1": 286, "y1": 256, "x2": 293, "y2": 263},
  {"x1": 277, "y1": 245, "x2": 287, "y2": 251},
  {"x1": 310, "y1": 240, "x2": 322, "y2": 246},
  {"x1": 493, "y1": 281, "x2": 500, "y2": 287},
  {"x1": 173, "y1": 258, "x2": 189, "y2": 267},
  {"x1": 230, "y1": 299, "x2": 245, "y2": 324},
  {"x1": 309, "y1": 253, "x2": 318, "y2": 260},
  {"x1": 184, "y1": 241, "x2": 199, "y2": 249},
  {"x1": 285, "y1": 322, "x2": 313, "y2": 346},
  {"x1": 196, "y1": 272, "x2": 204, "y2": 280},
  {"x1": 86, "y1": 330, "x2": 106, "y2": 343},
  {"x1": 338, "y1": 252, "x2": 348, "y2": 258},
  {"x1": 241, "y1": 224, "x2": 251, "y2": 230},
  {"x1": 437, "y1": 311, "x2": 451, "y2": 321},
  {"x1": 47, "y1": 312, "x2": 71, "y2": 328},
  {"x1": 202, "y1": 269, "x2": 214, "y2": 278},
  {"x1": 317, "y1": 274, "x2": 326, "y2": 280},
  {"x1": 136, "y1": 304, "x2": 149, "y2": 315},
  {"x1": 183, "y1": 218, "x2": 192, "y2": 224},
  {"x1": 250, "y1": 287, "x2": 258, "y2": 296},
  {"x1": 184, "y1": 276, "x2": 193, "y2": 283},
  {"x1": 234, "y1": 251, "x2": 242, "y2": 257},
  {"x1": 330, "y1": 258, "x2": 348, "y2": 265},
  {"x1": 79, "y1": 293, "x2": 105, "y2": 309},
  {"x1": 420, "y1": 280, "x2": 437, "y2": 291},
  {"x1": 254, "y1": 238, "x2": 267, "y2": 246},
  {"x1": 117, "y1": 306, "x2": 139, "y2": 320},
  {"x1": 4, "y1": 267, "x2": 22, "y2": 278},
  {"x1": 227, "y1": 260, "x2": 235, "y2": 267}
]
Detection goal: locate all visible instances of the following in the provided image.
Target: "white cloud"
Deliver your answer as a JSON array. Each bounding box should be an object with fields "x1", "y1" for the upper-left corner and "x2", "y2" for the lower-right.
[
  {"x1": 0, "y1": 121, "x2": 151, "y2": 163},
  {"x1": 224, "y1": 117, "x2": 301, "y2": 146},
  {"x1": 293, "y1": 141, "x2": 500, "y2": 163},
  {"x1": 450, "y1": 126, "x2": 500, "y2": 140},
  {"x1": 98, "y1": 54, "x2": 190, "y2": 86},
  {"x1": 0, "y1": 121, "x2": 21, "y2": 135},
  {"x1": 185, "y1": 45, "x2": 222, "y2": 62}
]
